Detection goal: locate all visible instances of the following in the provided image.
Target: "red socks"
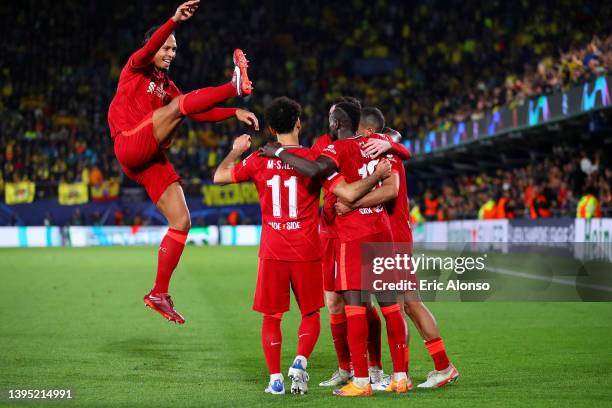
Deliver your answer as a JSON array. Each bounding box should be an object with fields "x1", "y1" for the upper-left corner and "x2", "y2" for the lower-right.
[
  {"x1": 425, "y1": 337, "x2": 450, "y2": 371},
  {"x1": 381, "y1": 304, "x2": 407, "y2": 373},
  {"x1": 366, "y1": 306, "x2": 382, "y2": 368},
  {"x1": 178, "y1": 82, "x2": 237, "y2": 116},
  {"x1": 262, "y1": 313, "x2": 283, "y2": 374},
  {"x1": 329, "y1": 313, "x2": 351, "y2": 371},
  {"x1": 152, "y1": 228, "x2": 188, "y2": 294},
  {"x1": 297, "y1": 311, "x2": 320, "y2": 358},
  {"x1": 345, "y1": 305, "x2": 369, "y2": 378}
]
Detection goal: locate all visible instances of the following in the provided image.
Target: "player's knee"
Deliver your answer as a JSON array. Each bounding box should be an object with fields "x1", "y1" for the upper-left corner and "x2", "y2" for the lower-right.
[
  {"x1": 171, "y1": 212, "x2": 191, "y2": 231},
  {"x1": 168, "y1": 96, "x2": 182, "y2": 116},
  {"x1": 326, "y1": 296, "x2": 344, "y2": 314},
  {"x1": 179, "y1": 214, "x2": 192, "y2": 231}
]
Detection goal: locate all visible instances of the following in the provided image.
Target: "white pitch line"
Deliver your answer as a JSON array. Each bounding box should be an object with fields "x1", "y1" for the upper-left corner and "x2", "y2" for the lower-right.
[{"x1": 486, "y1": 266, "x2": 612, "y2": 293}]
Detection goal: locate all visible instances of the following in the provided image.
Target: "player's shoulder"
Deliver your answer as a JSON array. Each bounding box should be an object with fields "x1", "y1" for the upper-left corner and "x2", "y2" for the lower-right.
[
  {"x1": 370, "y1": 133, "x2": 392, "y2": 142},
  {"x1": 240, "y1": 151, "x2": 263, "y2": 167},
  {"x1": 312, "y1": 133, "x2": 333, "y2": 150}
]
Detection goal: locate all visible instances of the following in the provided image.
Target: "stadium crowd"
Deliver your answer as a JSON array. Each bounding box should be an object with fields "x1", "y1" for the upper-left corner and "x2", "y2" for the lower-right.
[
  {"x1": 1, "y1": 0, "x2": 611, "y2": 218},
  {"x1": 413, "y1": 148, "x2": 612, "y2": 221}
]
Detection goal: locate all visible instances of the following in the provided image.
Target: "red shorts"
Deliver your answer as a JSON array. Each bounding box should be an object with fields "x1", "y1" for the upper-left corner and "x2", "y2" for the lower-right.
[
  {"x1": 113, "y1": 112, "x2": 181, "y2": 203},
  {"x1": 253, "y1": 258, "x2": 324, "y2": 315},
  {"x1": 321, "y1": 236, "x2": 337, "y2": 292},
  {"x1": 335, "y1": 230, "x2": 393, "y2": 291}
]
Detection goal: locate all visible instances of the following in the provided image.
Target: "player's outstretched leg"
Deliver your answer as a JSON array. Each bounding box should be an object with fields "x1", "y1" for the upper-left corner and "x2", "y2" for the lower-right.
[
  {"x1": 287, "y1": 310, "x2": 320, "y2": 395},
  {"x1": 151, "y1": 49, "x2": 252, "y2": 149},
  {"x1": 404, "y1": 297, "x2": 459, "y2": 388},
  {"x1": 262, "y1": 313, "x2": 285, "y2": 394},
  {"x1": 144, "y1": 182, "x2": 190, "y2": 324}
]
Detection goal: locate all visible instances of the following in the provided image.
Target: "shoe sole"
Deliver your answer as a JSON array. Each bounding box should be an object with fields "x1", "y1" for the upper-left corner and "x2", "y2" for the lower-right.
[
  {"x1": 233, "y1": 49, "x2": 252, "y2": 95},
  {"x1": 144, "y1": 299, "x2": 185, "y2": 324}
]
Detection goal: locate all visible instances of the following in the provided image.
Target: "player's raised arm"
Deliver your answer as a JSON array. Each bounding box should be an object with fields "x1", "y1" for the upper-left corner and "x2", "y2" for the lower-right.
[
  {"x1": 259, "y1": 142, "x2": 337, "y2": 178},
  {"x1": 335, "y1": 170, "x2": 400, "y2": 215},
  {"x1": 331, "y1": 159, "x2": 392, "y2": 203},
  {"x1": 190, "y1": 108, "x2": 260, "y2": 129},
  {"x1": 363, "y1": 129, "x2": 412, "y2": 160},
  {"x1": 213, "y1": 134, "x2": 251, "y2": 184},
  {"x1": 130, "y1": 0, "x2": 200, "y2": 69}
]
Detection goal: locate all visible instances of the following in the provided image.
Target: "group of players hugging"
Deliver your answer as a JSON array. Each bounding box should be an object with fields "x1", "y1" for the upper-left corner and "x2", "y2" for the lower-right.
[{"x1": 108, "y1": 1, "x2": 458, "y2": 397}]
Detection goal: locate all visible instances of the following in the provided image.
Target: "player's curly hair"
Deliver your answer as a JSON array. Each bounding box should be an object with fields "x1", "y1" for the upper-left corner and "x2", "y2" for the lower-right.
[
  {"x1": 333, "y1": 101, "x2": 361, "y2": 133},
  {"x1": 264, "y1": 97, "x2": 302, "y2": 134}
]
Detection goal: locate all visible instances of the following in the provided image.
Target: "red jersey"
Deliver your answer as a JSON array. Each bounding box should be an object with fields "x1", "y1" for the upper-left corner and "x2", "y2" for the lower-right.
[
  {"x1": 231, "y1": 147, "x2": 322, "y2": 261},
  {"x1": 108, "y1": 19, "x2": 181, "y2": 140},
  {"x1": 311, "y1": 134, "x2": 338, "y2": 239},
  {"x1": 320, "y1": 135, "x2": 392, "y2": 242},
  {"x1": 369, "y1": 133, "x2": 412, "y2": 242},
  {"x1": 386, "y1": 154, "x2": 412, "y2": 242}
]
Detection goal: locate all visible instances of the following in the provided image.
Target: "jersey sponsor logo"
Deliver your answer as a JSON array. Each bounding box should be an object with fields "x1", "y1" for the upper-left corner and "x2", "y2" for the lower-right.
[
  {"x1": 323, "y1": 144, "x2": 337, "y2": 155},
  {"x1": 358, "y1": 206, "x2": 384, "y2": 214},
  {"x1": 146, "y1": 80, "x2": 167, "y2": 99}
]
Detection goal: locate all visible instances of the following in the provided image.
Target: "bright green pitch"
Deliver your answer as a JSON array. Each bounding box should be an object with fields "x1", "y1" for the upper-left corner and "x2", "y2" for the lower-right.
[{"x1": 1, "y1": 246, "x2": 611, "y2": 407}]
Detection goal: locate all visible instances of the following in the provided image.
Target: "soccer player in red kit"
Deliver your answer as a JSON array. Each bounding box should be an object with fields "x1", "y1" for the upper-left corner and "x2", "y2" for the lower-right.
[
  {"x1": 310, "y1": 103, "x2": 412, "y2": 390},
  {"x1": 107, "y1": 0, "x2": 258, "y2": 324},
  {"x1": 261, "y1": 101, "x2": 408, "y2": 396},
  {"x1": 336, "y1": 107, "x2": 459, "y2": 389},
  {"x1": 213, "y1": 97, "x2": 390, "y2": 395}
]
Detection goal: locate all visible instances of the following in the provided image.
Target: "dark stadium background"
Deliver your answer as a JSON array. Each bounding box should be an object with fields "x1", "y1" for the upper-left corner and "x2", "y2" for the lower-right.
[{"x1": 0, "y1": 0, "x2": 610, "y2": 225}]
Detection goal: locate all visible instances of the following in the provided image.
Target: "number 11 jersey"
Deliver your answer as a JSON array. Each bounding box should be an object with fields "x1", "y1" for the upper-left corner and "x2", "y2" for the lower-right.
[{"x1": 231, "y1": 146, "x2": 323, "y2": 261}]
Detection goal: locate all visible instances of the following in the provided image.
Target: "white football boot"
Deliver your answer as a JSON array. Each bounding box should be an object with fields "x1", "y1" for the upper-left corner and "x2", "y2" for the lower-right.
[{"x1": 417, "y1": 364, "x2": 459, "y2": 388}]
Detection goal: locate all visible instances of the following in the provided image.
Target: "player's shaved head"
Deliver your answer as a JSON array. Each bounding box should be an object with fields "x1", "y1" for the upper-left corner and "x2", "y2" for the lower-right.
[
  {"x1": 331, "y1": 101, "x2": 361, "y2": 133},
  {"x1": 143, "y1": 26, "x2": 176, "y2": 45},
  {"x1": 336, "y1": 96, "x2": 362, "y2": 109},
  {"x1": 264, "y1": 97, "x2": 302, "y2": 134},
  {"x1": 360, "y1": 107, "x2": 385, "y2": 133}
]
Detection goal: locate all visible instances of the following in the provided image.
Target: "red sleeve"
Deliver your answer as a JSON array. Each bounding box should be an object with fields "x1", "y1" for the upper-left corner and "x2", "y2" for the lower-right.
[
  {"x1": 319, "y1": 142, "x2": 342, "y2": 168},
  {"x1": 389, "y1": 142, "x2": 412, "y2": 160},
  {"x1": 190, "y1": 108, "x2": 237, "y2": 123},
  {"x1": 231, "y1": 152, "x2": 257, "y2": 183},
  {"x1": 322, "y1": 171, "x2": 345, "y2": 192},
  {"x1": 129, "y1": 18, "x2": 177, "y2": 69},
  {"x1": 311, "y1": 133, "x2": 332, "y2": 154}
]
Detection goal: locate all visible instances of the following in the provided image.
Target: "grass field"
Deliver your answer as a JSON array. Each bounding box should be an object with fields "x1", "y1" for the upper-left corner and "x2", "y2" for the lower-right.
[{"x1": 1, "y1": 246, "x2": 612, "y2": 407}]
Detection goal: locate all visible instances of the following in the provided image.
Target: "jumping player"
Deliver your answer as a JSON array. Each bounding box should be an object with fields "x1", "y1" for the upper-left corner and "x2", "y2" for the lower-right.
[
  {"x1": 261, "y1": 101, "x2": 409, "y2": 396},
  {"x1": 335, "y1": 107, "x2": 459, "y2": 389},
  {"x1": 213, "y1": 97, "x2": 391, "y2": 395},
  {"x1": 107, "y1": 0, "x2": 258, "y2": 324}
]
